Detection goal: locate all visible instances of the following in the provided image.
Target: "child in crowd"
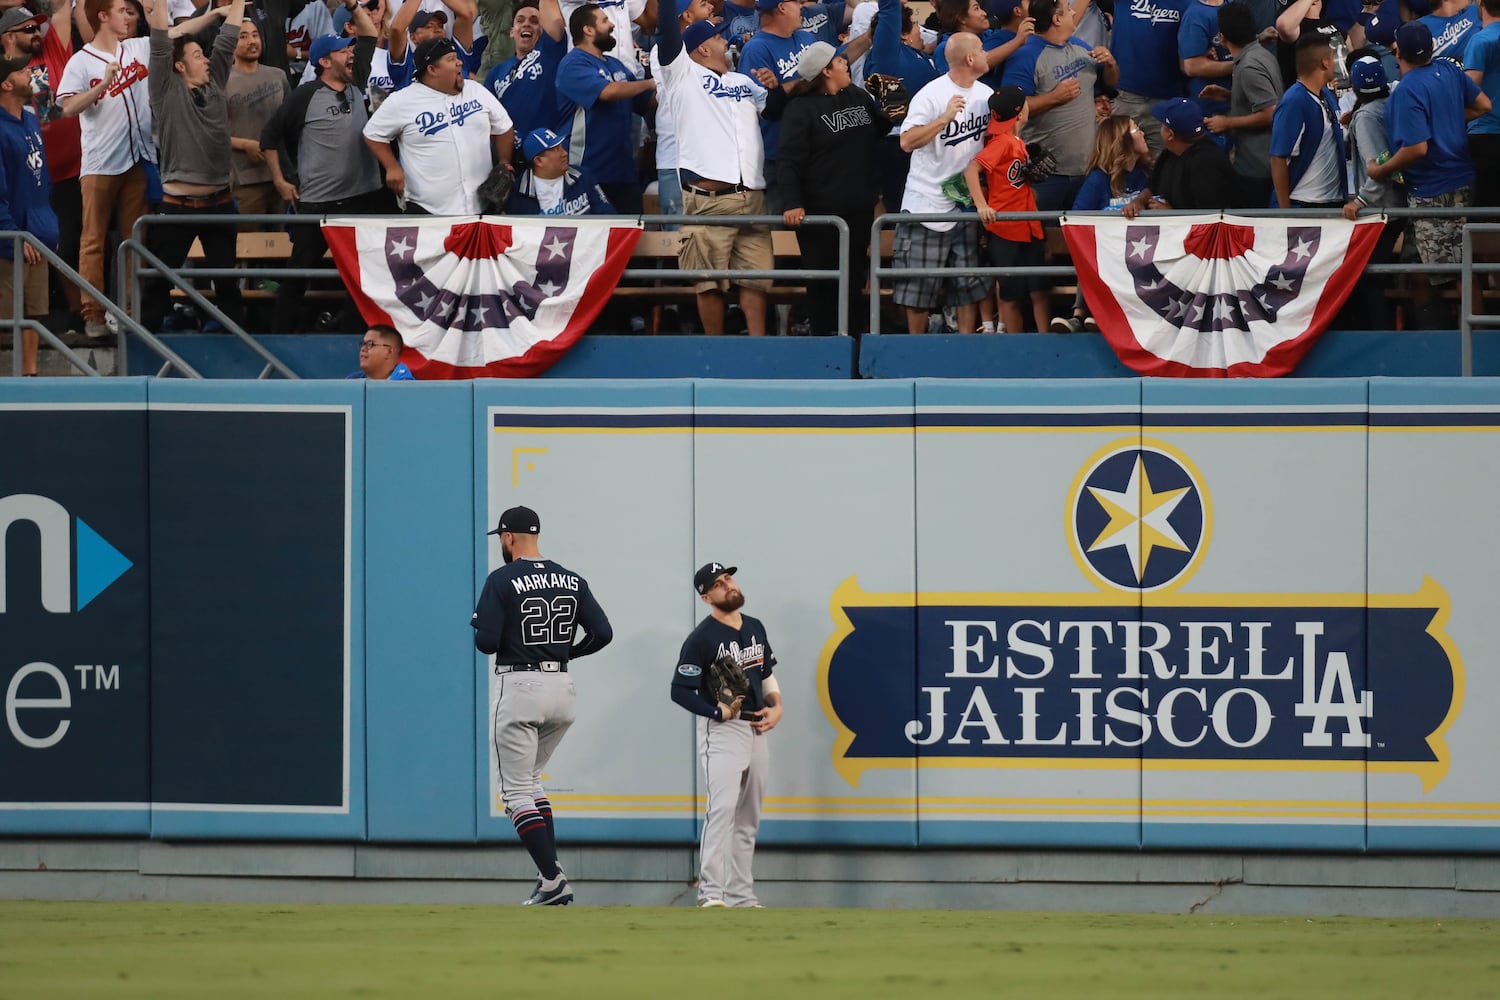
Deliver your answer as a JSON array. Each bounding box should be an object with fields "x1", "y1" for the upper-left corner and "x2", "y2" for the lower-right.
[
  {"x1": 964, "y1": 86, "x2": 1048, "y2": 334},
  {"x1": 1341, "y1": 53, "x2": 1406, "y2": 328},
  {"x1": 1053, "y1": 115, "x2": 1153, "y2": 332}
]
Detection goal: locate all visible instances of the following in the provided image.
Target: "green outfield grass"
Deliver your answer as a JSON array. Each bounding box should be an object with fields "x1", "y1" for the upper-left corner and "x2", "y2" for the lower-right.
[{"x1": 0, "y1": 902, "x2": 1496, "y2": 999}]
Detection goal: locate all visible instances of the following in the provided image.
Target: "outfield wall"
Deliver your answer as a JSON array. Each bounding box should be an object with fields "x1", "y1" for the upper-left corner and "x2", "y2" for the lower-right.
[{"x1": 2, "y1": 377, "x2": 1497, "y2": 852}]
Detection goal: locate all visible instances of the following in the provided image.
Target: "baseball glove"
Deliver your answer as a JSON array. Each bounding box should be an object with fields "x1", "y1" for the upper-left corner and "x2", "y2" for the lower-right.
[
  {"x1": 705, "y1": 650, "x2": 752, "y2": 712},
  {"x1": 1018, "y1": 143, "x2": 1058, "y2": 185},
  {"x1": 477, "y1": 165, "x2": 515, "y2": 215},
  {"x1": 864, "y1": 73, "x2": 910, "y2": 126}
]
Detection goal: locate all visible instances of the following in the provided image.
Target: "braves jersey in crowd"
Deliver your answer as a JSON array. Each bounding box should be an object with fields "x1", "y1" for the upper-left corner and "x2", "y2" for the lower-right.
[
  {"x1": 362, "y1": 78, "x2": 513, "y2": 214},
  {"x1": 672, "y1": 614, "x2": 777, "y2": 718},
  {"x1": 485, "y1": 33, "x2": 565, "y2": 143},
  {"x1": 472, "y1": 558, "x2": 612, "y2": 664},
  {"x1": 58, "y1": 36, "x2": 155, "y2": 176}
]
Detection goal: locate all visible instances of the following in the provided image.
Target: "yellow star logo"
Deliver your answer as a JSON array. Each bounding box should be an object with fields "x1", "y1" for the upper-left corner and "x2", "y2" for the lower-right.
[{"x1": 1086, "y1": 457, "x2": 1191, "y2": 584}]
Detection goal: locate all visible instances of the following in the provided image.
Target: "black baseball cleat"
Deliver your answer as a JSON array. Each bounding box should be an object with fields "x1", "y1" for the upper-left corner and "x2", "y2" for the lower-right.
[{"x1": 524, "y1": 875, "x2": 573, "y2": 906}]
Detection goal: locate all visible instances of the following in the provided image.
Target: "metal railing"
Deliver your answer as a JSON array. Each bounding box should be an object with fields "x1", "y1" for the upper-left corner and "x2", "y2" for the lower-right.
[
  {"x1": 2, "y1": 230, "x2": 202, "y2": 379},
  {"x1": 869, "y1": 207, "x2": 1500, "y2": 370}
]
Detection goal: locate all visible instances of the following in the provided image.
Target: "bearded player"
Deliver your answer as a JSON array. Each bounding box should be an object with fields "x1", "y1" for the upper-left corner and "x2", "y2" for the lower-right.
[{"x1": 671, "y1": 562, "x2": 785, "y2": 908}]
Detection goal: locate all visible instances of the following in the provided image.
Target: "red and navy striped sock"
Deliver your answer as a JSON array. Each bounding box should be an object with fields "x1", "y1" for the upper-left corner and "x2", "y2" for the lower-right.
[
  {"x1": 536, "y1": 796, "x2": 556, "y2": 847},
  {"x1": 510, "y1": 807, "x2": 561, "y2": 880}
]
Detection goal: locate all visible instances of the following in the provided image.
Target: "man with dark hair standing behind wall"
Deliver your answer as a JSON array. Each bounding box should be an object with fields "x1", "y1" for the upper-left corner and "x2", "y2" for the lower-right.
[
  {"x1": 140, "y1": 0, "x2": 247, "y2": 333},
  {"x1": 672, "y1": 562, "x2": 784, "y2": 909},
  {"x1": 472, "y1": 505, "x2": 613, "y2": 907},
  {"x1": 353, "y1": 323, "x2": 415, "y2": 378}
]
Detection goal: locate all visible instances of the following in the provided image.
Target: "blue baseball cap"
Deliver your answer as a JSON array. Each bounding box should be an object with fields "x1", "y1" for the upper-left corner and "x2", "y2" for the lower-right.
[
  {"x1": 682, "y1": 16, "x2": 730, "y2": 50},
  {"x1": 675, "y1": 0, "x2": 695, "y2": 15},
  {"x1": 1395, "y1": 20, "x2": 1433, "y2": 62},
  {"x1": 1349, "y1": 55, "x2": 1389, "y2": 97},
  {"x1": 309, "y1": 33, "x2": 355, "y2": 67},
  {"x1": 1152, "y1": 98, "x2": 1204, "y2": 139},
  {"x1": 1361, "y1": 0, "x2": 1399, "y2": 47},
  {"x1": 755, "y1": 0, "x2": 789, "y2": 10},
  {"x1": 523, "y1": 127, "x2": 566, "y2": 161}
]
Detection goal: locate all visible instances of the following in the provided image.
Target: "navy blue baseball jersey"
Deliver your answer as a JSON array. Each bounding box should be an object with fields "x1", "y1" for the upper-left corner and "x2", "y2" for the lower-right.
[
  {"x1": 472, "y1": 558, "x2": 612, "y2": 663},
  {"x1": 672, "y1": 614, "x2": 777, "y2": 718}
]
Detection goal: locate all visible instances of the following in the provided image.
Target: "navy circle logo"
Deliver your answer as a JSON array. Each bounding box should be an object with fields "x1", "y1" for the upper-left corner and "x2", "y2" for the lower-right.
[{"x1": 1068, "y1": 441, "x2": 1210, "y2": 593}]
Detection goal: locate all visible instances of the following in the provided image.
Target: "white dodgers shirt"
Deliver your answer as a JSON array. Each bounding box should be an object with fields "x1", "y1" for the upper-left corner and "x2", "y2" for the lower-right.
[
  {"x1": 660, "y1": 50, "x2": 767, "y2": 189},
  {"x1": 363, "y1": 78, "x2": 514, "y2": 215}
]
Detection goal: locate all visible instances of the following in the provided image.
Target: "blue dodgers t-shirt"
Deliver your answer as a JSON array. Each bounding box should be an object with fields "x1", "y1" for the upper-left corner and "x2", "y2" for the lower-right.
[
  {"x1": 1387, "y1": 58, "x2": 1483, "y2": 197},
  {"x1": 1177, "y1": 0, "x2": 1230, "y2": 103},
  {"x1": 721, "y1": 0, "x2": 760, "y2": 49},
  {"x1": 1111, "y1": 0, "x2": 1186, "y2": 99},
  {"x1": 932, "y1": 28, "x2": 1017, "y2": 88},
  {"x1": 485, "y1": 33, "x2": 565, "y2": 144},
  {"x1": 798, "y1": 1, "x2": 847, "y2": 45},
  {"x1": 1072, "y1": 164, "x2": 1151, "y2": 210},
  {"x1": 1420, "y1": 7, "x2": 1480, "y2": 63},
  {"x1": 555, "y1": 47, "x2": 642, "y2": 184},
  {"x1": 737, "y1": 28, "x2": 817, "y2": 159},
  {"x1": 1466, "y1": 21, "x2": 1500, "y2": 135}
]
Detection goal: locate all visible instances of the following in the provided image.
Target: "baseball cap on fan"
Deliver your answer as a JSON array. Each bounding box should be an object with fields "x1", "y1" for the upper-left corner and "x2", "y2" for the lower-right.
[
  {"x1": 682, "y1": 16, "x2": 730, "y2": 50},
  {"x1": 523, "y1": 126, "x2": 566, "y2": 161},
  {"x1": 0, "y1": 7, "x2": 44, "y2": 33},
  {"x1": 410, "y1": 8, "x2": 449, "y2": 28},
  {"x1": 797, "y1": 41, "x2": 847, "y2": 81},
  {"x1": 694, "y1": 561, "x2": 738, "y2": 594},
  {"x1": 488, "y1": 505, "x2": 541, "y2": 535},
  {"x1": 414, "y1": 36, "x2": 457, "y2": 75},
  {"x1": 309, "y1": 33, "x2": 355, "y2": 67},
  {"x1": 1152, "y1": 97, "x2": 1205, "y2": 139},
  {"x1": 1394, "y1": 21, "x2": 1433, "y2": 63}
]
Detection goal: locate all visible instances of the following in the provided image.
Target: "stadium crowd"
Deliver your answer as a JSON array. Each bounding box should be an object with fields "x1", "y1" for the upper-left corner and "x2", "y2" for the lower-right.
[{"x1": 2, "y1": 0, "x2": 1498, "y2": 363}]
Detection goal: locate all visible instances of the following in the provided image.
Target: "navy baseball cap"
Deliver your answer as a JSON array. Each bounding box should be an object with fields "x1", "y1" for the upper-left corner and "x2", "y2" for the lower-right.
[
  {"x1": 523, "y1": 127, "x2": 566, "y2": 161},
  {"x1": 1153, "y1": 97, "x2": 1205, "y2": 139},
  {"x1": 1349, "y1": 55, "x2": 1389, "y2": 98},
  {"x1": 755, "y1": 0, "x2": 788, "y2": 10},
  {"x1": 309, "y1": 33, "x2": 355, "y2": 66},
  {"x1": 489, "y1": 505, "x2": 541, "y2": 535},
  {"x1": 410, "y1": 8, "x2": 449, "y2": 28},
  {"x1": 1395, "y1": 20, "x2": 1433, "y2": 62},
  {"x1": 1362, "y1": 0, "x2": 1399, "y2": 47},
  {"x1": 682, "y1": 16, "x2": 730, "y2": 50},
  {"x1": 694, "y1": 561, "x2": 737, "y2": 594}
]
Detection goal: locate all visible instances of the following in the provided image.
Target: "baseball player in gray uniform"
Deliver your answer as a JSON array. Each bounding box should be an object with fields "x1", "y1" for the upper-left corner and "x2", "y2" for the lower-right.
[
  {"x1": 671, "y1": 562, "x2": 785, "y2": 908},
  {"x1": 472, "y1": 505, "x2": 613, "y2": 906}
]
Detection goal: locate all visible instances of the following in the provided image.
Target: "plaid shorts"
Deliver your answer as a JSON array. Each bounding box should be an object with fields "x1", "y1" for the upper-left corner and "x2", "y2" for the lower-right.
[
  {"x1": 892, "y1": 220, "x2": 988, "y2": 310},
  {"x1": 1408, "y1": 187, "x2": 1470, "y2": 285}
]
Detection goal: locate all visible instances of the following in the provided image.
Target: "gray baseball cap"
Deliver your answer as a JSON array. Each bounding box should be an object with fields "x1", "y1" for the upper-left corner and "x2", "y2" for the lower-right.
[{"x1": 0, "y1": 7, "x2": 45, "y2": 34}]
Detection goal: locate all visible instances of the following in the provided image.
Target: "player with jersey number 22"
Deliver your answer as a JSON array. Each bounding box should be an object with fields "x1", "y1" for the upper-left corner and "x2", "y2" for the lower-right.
[
  {"x1": 471, "y1": 505, "x2": 613, "y2": 906},
  {"x1": 672, "y1": 562, "x2": 784, "y2": 908}
]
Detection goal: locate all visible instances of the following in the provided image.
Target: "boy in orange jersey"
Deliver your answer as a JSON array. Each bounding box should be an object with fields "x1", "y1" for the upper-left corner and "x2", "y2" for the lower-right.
[{"x1": 963, "y1": 85, "x2": 1048, "y2": 334}]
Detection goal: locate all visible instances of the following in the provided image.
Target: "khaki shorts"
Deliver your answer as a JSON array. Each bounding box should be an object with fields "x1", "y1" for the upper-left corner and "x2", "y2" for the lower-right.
[
  {"x1": 0, "y1": 256, "x2": 48, "y2": 320},
  {"x1": 680, "y1": 188, "x2": 774, "y2": 293}
]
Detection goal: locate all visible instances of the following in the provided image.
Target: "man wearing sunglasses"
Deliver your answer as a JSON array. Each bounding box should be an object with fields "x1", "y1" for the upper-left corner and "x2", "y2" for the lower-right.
[
  {"x1": 1, "y1": 4, "x2": 84, "y2": 339},
  {"x1": 261, "y1": 17, "x2": 393, "y2": 332}
]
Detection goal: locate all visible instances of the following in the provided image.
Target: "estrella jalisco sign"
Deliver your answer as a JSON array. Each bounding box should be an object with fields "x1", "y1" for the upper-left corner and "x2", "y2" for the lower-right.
[{"x1": 818, "y1": 439, "x2": 1463, "y2": 789}]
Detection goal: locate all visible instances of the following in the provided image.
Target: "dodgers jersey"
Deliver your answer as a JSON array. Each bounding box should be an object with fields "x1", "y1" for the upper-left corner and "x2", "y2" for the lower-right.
[
  {"x1": 472, "y1": 557, "x2": 612, "y2": 665},
  {"x1": 362, "y1": 79, "x2": 514, "y2": 214}
]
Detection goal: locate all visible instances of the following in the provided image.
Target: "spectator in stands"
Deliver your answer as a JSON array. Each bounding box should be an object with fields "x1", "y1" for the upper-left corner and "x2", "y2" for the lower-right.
[
  {"x1": 800, "y1": 0, "x2": 859, "y2": 46},
  {"x1": 1179, "y1": 0, "x2": 1232, "y2": 126},
  {"x1": 478, "y1": 0, "x2": 518, "y2": 77},
  {"x1": 738, "y1": 0, "x2": 819, "y2": 211},
  {"x1": 1418, "y1": 0, "x2": 1479, "y2": 62},
  {"x1": 1, "y1": 4, "x2": 84, "y2": 338},
  {"x1": 508, "y1": 125, "x2": 616, "y2": 212},
  {"x1": 315, "y1": 0, "x2": 396, "y2": 111},
  {"x1": 1122, "y1": 97, "x2": 1236, "y2": 215},
  {"x1": 559, "y1": 0, "x2": 651, "y2": 77},
  {"x1": 865, "y1": 0, "x2": 941, "y2": 212},
  {"x1": 778, "y1": 40, "x2": 891, "y2": 334},
  {"x1": 657, "y1": 14, "x2": 785, "y2": 335},
  {"x1": 1368, "y1": 21, "x2": 1491, "y2": 322},
  {"x1": 139, "y1": 0, "x2": 248, "y2": 333},
  {"x1": 1203, "y1": 1, "x2": 1282, "y2": 208},
  {"x1": 1104, "y1": 0, "x2": 1184, "y2": 157},
  {"x1": 485, "y1": 0, "x2": 565, "y2": 170},
  {"x1": 60, "y1": 0, "x2": 154, "y2": 340},
  {"x1": 930, "y1": 0, "x2": 1033, "y2": 82},
  {"x1": 1058, "y1": 113, "x2": 1152, "y2": 331},
  {"x1": 364, "y1": 37, "x2": 515, "y2": 213},
  {"x1": 389, "y1": 0, "x2": 478, "y2": 89},
  {"x1": 650, "y1": 0, "x2": 714, "y2": 222},
  {"x1": 289, "y1": 0, "x2": 338, "y2": 80},
  {"x1": 0, "y1": 53, "x2": 60, "y2": 375},
  {"x1": 555, "y1": 3, "x2": 654, "y2": 212},
  {"x1": 262, "y1": 31, "x2": 391, "y2": 332},
  {"x1": 1342, "y1": 53, "x2": 1404, "y2": 327},
  {"x1": 226, "y1": 15, "x2": 289, "y2": 223},
  {"x1": 1276, "y1": 0, "x2": 1350, "y2": 92},
  {"x1": 964, "y1": 85, "x2": 1046, "y2": 334},
  {"x1": 1270, "y1": 33, "x2": 1346, "y2": 208},
  {"x1": 355, "y1": 323, "x2": 415, "y2": 378},
  {"x1": 894, "y1": 31, "x2": 992, "y2": 334},
  {"x1": 1002, "y1": 0, "x2": 1115, "y2": 211},
  {"x1": 1467, "y1": 0, "x2": 1500, "y2": 206}
]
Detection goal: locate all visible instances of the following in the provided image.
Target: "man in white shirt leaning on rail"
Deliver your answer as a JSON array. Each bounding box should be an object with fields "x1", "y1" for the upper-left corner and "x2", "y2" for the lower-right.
[{"x1": 363, "y1": 36, "x2": 515, "y2": 214}]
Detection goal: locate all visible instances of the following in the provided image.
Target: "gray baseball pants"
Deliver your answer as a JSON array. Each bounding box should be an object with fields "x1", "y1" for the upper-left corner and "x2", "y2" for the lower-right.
[{"x1": 696, "y1": 716, "x2": 768, "y2": 907}]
